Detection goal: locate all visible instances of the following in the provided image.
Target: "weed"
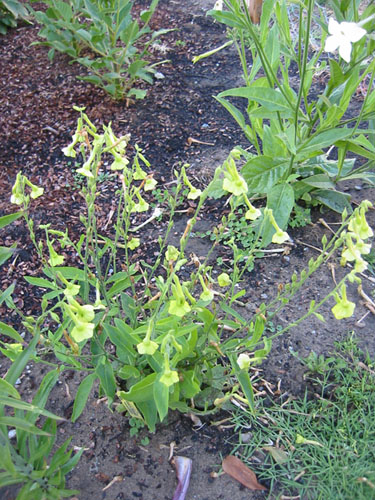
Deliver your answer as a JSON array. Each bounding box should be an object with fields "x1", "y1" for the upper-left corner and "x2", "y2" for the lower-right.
[{"x1": 231, "y1": 334, "x2": 375, "y2": 499}]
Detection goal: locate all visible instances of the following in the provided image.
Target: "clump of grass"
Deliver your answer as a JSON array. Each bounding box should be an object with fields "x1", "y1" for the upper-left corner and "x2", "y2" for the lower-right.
[{"x1": 230, "y1": 333, "x2": 375, "y2": 499}]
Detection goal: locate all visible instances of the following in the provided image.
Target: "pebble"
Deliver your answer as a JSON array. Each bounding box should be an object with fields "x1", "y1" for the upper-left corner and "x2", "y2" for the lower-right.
[
  {"x1": 260, "y1": 293, "x2": 268, "y2": 299},
  {"x1": 354, "y1": 185, "x2": 362, "y2": 191},
  {"x1": 202, "y1": 123, "x2": 209, "y2": 128},
  {"x1": 15, "y1": 378, "x2": 21, "y2": 385},
  {"x1": 8, "y1": 429, "x2": 16, "y2": 439}
]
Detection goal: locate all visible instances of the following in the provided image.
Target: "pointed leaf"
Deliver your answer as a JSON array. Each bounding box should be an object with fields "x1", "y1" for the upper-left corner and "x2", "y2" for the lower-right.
[{"x1": 222, "y1": 455, "x2": 267, "y2": 490}]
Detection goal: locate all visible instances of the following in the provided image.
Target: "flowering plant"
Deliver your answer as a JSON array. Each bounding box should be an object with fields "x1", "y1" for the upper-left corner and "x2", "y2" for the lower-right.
[
  {"x1": 3, "y1": 111, "x2": 372, "y2": 432},
  {"x1": 199, "y1": 0, "x2": 375, "y2": 236}
]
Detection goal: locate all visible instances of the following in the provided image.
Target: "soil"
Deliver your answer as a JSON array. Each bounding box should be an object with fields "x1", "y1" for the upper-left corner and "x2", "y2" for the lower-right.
[{"x1": 1, "y1": 1, "x2": 375, "y2": 499}]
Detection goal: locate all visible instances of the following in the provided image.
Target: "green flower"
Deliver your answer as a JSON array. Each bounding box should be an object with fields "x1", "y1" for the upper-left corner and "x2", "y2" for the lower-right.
[
  {"x1": 10, "y1": 173, "x2": 25, "y2": 205},
  {"x1": 218, "y1": 272, "x2": 231, "y2": 287},
  {"x1": 63, "y1": 282, "x2": 80, "y2": 298},
  {"x1": 131, "y1": 192, "x2": 149, "y2": 213},
  {"x1": 48, "y1": 241, "x2": 64, "y2": 267},
  {"x1": 160, "y1": 368, "x2": 179, "y2": 387},
  {"x1": 29, "y1": 183, "x2": 44, "y2": 200},
  {"x1": 265, "y1": 208, "x2": 290, "y2": 245},
  {"x1": 165, "y1": 245, "x2": 179, "y2": 262},
  {"x1": 199, "y1": 275, "x2": 214, "y2": 303},
  {"x1": 331, "y1": 284, "x2": 355, "y2": 319},
  {"x1": 348, "y1": 206, "x2": 373, "y2": 240},
  {"x1": 128, "y1": 237, "x2": 140, "y2": 250},
  {"x1": 222, "y1": 158, "x2": 248, "y2": 196},
  {"x1": 272, "y1": 229, "x2": 290, "y2": 244},
  {"x1": 237, "y1": 353, "x2": 251, "y2": 370},
  {"x1": 144, "y1": 177, "x2": 157, "y2": 191},
  {"x1": 187, "y1": 187, "x2": 202, "y2": 200},
  {"x1": 71, "y1": 320, "x2": 95, "y2": 342},
  {"x1": 137, "y1": 339, "x2": 159, "y2": 355},
  {"x1": 168, "y1": 276, "x2": 191, "y2": 317},
  {"x1": 110, "y1": 154, "x2": 129, "y2": 171}
]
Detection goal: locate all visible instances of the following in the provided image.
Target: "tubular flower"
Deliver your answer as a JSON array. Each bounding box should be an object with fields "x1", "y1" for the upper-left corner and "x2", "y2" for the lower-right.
[
  {"x1": 265, "y1": 208, "x2": 290, "y2": 244},
  {"x1": 331, "y1": 284, "x2": 355, "y2": 320},
  {"x1": 47, "y1": 241, "x2": 64, "y2": 267},
  {"x1": 199, "y1": 275, "x2": 214, "y2": 303},
  {"x1": 137, "y1": 321, "x2": 158, "y2": 355},
  {"x1": 324, "y1": 18, "x2": 366, "y2": 63},
  {"x1": 244, "y1": 195, "x2": 261, "y2": 221},
  {"x1": 168, "y1": 275, "x2": 191, "y2": 317},
  {"x1": 222, "y1": 158, "x2": 248, "y2": 196}
]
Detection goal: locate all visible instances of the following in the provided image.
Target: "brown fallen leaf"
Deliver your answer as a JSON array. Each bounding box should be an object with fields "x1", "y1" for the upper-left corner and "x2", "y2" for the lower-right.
[
  {"x1": 222, "y1": 455, "x2": 267, "y2": 491},
  {"x1": 246, "y1": 0, "x2": 263, "y2": 24}
]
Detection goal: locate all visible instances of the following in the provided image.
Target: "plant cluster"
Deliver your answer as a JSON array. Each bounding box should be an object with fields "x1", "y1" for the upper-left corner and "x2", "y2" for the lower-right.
[
  {"x1": 196, "y1": 0, "x2": 375, "y2": 236},
  {"x1": 0, "y1": 0, "x2": 28, "y2": 34},
  {"x1": 28, "y1": 0, "x2": 171, "y2": 100}
]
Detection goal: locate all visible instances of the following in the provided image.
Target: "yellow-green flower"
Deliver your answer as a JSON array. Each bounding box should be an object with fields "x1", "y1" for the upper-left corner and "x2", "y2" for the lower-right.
[
  {"x1": 110, "y1": 154, "x2": 129, "y2": 171},
  {"x1": 237, "y1": 353, "x2": 251, "y2": 370},
  {"x1": 160, "y1": 368, "x2": 179, "y2": 387},
  {"x1": 128, "y1": 237, "x2": 140, "y2": 250},
  {"x1": 272, "y1": 229, "x2": 290, "y2": 244},
  {"x1": 218, "y1": 272, "x2": 231, "y2": 287},
  {"x1": 71, "y1": 320, "x2": 95, "y2": 342},
  {"x1": 165, "y1": 245, "x2": 179, "y2": 262},
  {"x1": 168, "y1": 276, "x2": 191, "y2": 317},
  {"x1": 63, "y1": 282, "x2": 80, "y2": 298},
  {"x1": 199, "y1": 275, "x2": 214, "y2": 303},
  {"x1": 187, "y1": 187, "x2": 202, "y2": 200},
  {"x1": 48, "y1": 242, "x2": 64, "y2": 267},
  {"x1": 144, "y1": 177, "x2": 157, "y2": 191},
  {"x1": 137, "y1": 339, "x2": 158, "y2": 355},
  {"x1": 222, "y1": 158, "x2": 248, "y2": 196},
  {"x1": 331, "y1": 284, "x2": 355, "y2": 319}
]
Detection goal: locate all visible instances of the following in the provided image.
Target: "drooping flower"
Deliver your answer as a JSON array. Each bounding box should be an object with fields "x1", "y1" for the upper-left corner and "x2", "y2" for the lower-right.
[
  {"x1": 331, "y1": 284, "x2": 355, "y2": 319},
  {"x1": 137, "y1": 338, "x2": 159, "y2": 355},
  {"x1": 165, "y1": 245, "x2": 179, "y2": 262},
  {"x1": 160, "y1": 368, "x2": 179, "y2": 387},
  {"x1": 128, "y1": 237, "x2": 140, "y2": 250},
  {"x1": 324, "y1": 18, "x2": 366, "y2": 63},
  {"x1": 10, "y1": 173, "x2": 24, "y2": 205},
  {"x1": 265, "y1": 208, "x2": 290, "y2": 245},
  {"x1": 199, "y1": 275, "x2": 214, "y2": 303},
  {"x1": 47, "y1": 241, "x2": 64, "y2": 267},
  {"x1": 187, "y1": 186, "x2": 202, "y2": 200},
  {"x1": 71, "y1": 320, "x2": 95, "y2": 342},
  {"x1": 168, "y1": 275, "x2": 191, "y2": 317},
  {"x1": 237, "y1": 353, "x2": 251, "y2": 370},
  {"x1": 144, "y1": 177, "x2": 157, "y2": 191},
  {"x1": 222, "y1": 158, "x2": 248, "y2": 196}
]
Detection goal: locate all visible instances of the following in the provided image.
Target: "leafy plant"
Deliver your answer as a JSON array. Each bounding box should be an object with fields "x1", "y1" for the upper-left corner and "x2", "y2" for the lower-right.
[
  {"x1": 0, "y1": 0, "x2": 28, "y2": 35},
  {"x1": 196, "y1": 0, "x2": 375, "y2": 234},
  {"x1": 0, "y1": 314, "x2": 82, "y2": 499},
  {"x1": 2, "y1": 109, "x2": 372, "y2": 434},
  {"x1": 30, "y1": 0, "x2": 171, "y2": 100}
]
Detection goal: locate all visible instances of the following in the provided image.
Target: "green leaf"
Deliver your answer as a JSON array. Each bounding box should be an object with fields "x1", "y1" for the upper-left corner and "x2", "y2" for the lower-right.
[
  {"x1": 298, "y1": 128, "x2": 353, "y2": 157},
  {"x1": 0, "y1": 417, "x2": 51, "y2": 435},
  {"x1": 0, "y1": 322, "x2": 24, "y2": 343},
  {"x1": 107, "y1": 275, "x2": 141, "y2": 299},
  {"x1": 300, "y1": 174, "x2": 335, "y2": 189},
  {"x1": 71, "y1": 373, "x2": 97, "y2": 422},
  {"x1": 217, "y1": 87, "x2": 294, "y2": 114},
  {"x1": 117, "y1": 365, "x2": 140, "y2": 380},
  {"x1": 24, "y1": 276, "x2": 58, "y2": 289},
  {"x1": 127, "y1": 88, "x2": 147, "y2": 100},
  {"x1": 0, "y1": 396, "x2": 61, "y2": 419},
  {"x1": 153, "y1": 379, "x2": 169, "y2": 422},
  {"x1": 312, "y1": 189, "x2": 352, "y2": 213},
  {"x1": 241, "y1": 156, "x2": 289, "y2": 193},
  {"x1": 96, "y1": 360, "x2": 116, "y2": 406},
  {"x1": 0, "y1": 246, "x2": 16, "y2": 267},
  {"x1": 0, "y1": 211, "x2": 23, "y2": 229},
  {"x1": 117, "y1": 373, "x2": 158, "y2": 403},
  {"x1": 0, "y1": 379, "x2": 20, "y2": 399},
  {"x1": 5, "y1": 333, "x2": 39, "y2": 386}
]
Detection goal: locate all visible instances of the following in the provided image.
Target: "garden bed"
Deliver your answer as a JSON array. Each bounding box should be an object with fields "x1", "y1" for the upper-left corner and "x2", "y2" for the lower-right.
[{"x1": 1, "y1": 1, "x2": 375, "y2": 499}]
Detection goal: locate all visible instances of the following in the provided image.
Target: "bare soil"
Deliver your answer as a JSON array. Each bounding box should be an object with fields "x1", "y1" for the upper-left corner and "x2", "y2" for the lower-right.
[{"x1": 1, "y1": 1, "x2": 374, "y2": 499}]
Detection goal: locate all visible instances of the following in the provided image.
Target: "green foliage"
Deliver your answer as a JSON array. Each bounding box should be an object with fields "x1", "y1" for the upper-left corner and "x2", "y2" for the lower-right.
[
  {"x1": 0, "y1": 212, "x2": 23, "y2": 266},
  {"x1": 203, "y1": 0, "x2": 375, "y2": 231},
  {"x1": 0, "y1": 0, "x2": 28, "y2": 35},
  {"x1": 29, "y1": 0, "x2": 171, "y2": 100},
  {"x1": 3, "y1": 110, "x2": 372, "y2": 434},
  {"x1": 231, "y1": 334, "x2": 375, "y2": 499},
  {"x1": 0, "y1": 323, "x2": 82, "y2": 499},
  {"x1": 289, "y1": 204, "x2": 312, "y2": 228}
]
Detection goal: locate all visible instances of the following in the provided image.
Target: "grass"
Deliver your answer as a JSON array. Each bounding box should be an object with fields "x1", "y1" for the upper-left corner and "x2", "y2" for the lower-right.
[{"x1": 230, "y1": 334, "x2": 375, "y2": 499}]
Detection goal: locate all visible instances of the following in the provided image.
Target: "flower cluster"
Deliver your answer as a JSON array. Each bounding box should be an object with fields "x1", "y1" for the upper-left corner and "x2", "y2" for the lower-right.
[
  {"x1": 10, "y1": 172, "x2": 44, "y2": 206},
  {"x1": 332, "y1": 201, "x2": 373, "y2": 320}
]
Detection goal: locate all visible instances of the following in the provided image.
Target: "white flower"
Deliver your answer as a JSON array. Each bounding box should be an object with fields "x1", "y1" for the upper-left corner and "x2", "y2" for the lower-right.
[
  {"x1": 324, "y1": 18, "x2": 366, "y2": 63},
  {"x1": 213, "y1": 0, "x2": 223, "y2": 10}
]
